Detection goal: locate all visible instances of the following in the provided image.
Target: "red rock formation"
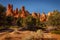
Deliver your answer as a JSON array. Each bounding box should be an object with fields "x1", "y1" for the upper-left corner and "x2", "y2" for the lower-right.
[
  {"x1": 6, "y1": 4, "x2": 30, "y2": 18},
  {"x1": 20, "y1": 6, "x2": 27, "y2": 18},
  {"x1": 48, "y1": 12, "x2": 53, "y2": 16},
  {"x1": 40, "y1": 12, "x2": 47, "y2": 22},
  {"x1": 15, "y1": 8, "x2": 18, "y2": 14},
  {"x1": 6, "y1": 4, "x2": 47, "y2": 22},
  {"x1": 32, "y1": 12, "x2": 37, "y2": 18},
  {"x1": 13, "y1": 8, "x2": 19, "y2": 18},
  {"x1": 6, "y1": 4, "x2": 13, "y2": 16}
]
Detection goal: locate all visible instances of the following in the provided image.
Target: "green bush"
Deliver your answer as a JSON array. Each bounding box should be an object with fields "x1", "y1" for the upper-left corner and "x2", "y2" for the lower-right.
[
  {"x1": 51, "y1": 30, "x2": 60, "y2": 34},
  {"x1": 47, "y1": 10, "x2": 60, "y2": 27}
]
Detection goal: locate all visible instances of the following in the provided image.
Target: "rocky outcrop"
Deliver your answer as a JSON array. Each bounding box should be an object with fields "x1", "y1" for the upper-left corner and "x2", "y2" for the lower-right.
[
  {"x1": 20, "y1": 6, "x2": 26, "y2": 18},
  {"x1": 40, "y1": 12, "x2": 47, "y2": 22},
  {"x1": 6, "y1": 4, "x2": 48, "y2": 22},
  {"x1": 32, "y1": 12, "x2": 37, "y2": 18},
  {"x1": 20, "y1": 6, "x2": 29, "y2": 18},
  {"x1": 13, "y1": 8, "x2": 19, "y2": 18},
  {"x1": 47, "y1": 12, "x2": 53, "y2": 16},
  {"x1": 6, "y1": 4, "x2": 13, "y2": 16}
]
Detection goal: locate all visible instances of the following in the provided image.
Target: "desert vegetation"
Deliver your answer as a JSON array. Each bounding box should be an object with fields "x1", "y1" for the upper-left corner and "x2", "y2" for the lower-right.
[{"x1": 0, "y1": 4, "x2": 60, "y2": 40}]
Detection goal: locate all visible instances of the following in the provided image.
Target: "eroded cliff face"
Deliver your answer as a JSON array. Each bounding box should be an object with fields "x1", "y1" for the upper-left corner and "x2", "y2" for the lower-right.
[
  {"x1": 13, "y1": 8, "x2": 19, "y2": 18},
  {"x1": 6, "y1": 4, "x2": 13, "y2": 16},
  {"x1": 32, "y1": 12, "x2": 37, "y2": 18},
  {"x1": 6, "y1": 4, "x2": 19, "y2": 18},
  {"x1": 40, "y1": 13, "x2": 47, "y2": 22},
  {"x1": 6, "y1": 4, "x2": 48, "y2": 22},
  {"x1": 32, "y1": 12, "x2": 47, "y2": 22},
  {"x1": 20, "y1": 6, "x2": 27, "y2": 18},
  {"x1": 6, "y1": 4, "x2": 29, "y2": 18}
]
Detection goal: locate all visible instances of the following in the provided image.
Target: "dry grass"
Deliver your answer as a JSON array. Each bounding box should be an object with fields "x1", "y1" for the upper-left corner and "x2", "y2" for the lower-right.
[{"x1": 0, "y1": 30, "x2": 59, "y2": 40}]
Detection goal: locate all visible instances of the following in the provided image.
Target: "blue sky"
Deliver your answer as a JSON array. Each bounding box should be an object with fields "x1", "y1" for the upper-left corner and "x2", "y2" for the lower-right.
[{"x1": 0, "y1": 0, "x2": 60, "y2": 14}]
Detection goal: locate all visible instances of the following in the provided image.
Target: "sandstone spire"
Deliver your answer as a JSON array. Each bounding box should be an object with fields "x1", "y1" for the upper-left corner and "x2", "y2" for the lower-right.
[
  {"x1": 20, "y1": 6, "x2": 26, "y2": 18},
  {"x1": 6, "y1": 4, "x2": 13, "y2": 16},
  {"x1": 40, "y1": 12, "x2": 47, "y2": 22},
  {"x1": 32, "y1": 12, "x2": 37, "y2": 18},
  {"x1": 13, "y1": 8, "x2": 18, "y2": 15},
  {"x1": 13, "y1": 8, "x2": 19, "y2": 18}
]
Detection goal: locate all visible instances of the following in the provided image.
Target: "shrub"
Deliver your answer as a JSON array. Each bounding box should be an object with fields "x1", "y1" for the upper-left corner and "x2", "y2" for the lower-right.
[{"x1": 51, "y1": 30, "x2": 60, "y2": 34}]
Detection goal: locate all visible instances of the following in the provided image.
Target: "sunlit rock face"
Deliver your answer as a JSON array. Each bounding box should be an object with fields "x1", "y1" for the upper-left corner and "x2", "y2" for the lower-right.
[
  {"x1": 32, "y1": 12, "x2": 37, "y2": 18},
  {"x1": 6, "y1": 4, "x2": 13, "y2": 16},
  {"x1": 13, "y1": 8, "x2": 19, "y2": 18},
  {"x1": 6, "y1": 4, "x2": 47, "y2": 22},
  {"x1": 6, "y1": 4, "x2": 19, "y2": 18},
  {"x1": 20, "y1": 6, "x2": 27, "y2": 18},
  {"x1": 25, "y1": 11, "x2": 30, "y2": 16},
  {"x1": 40, "y1": 12, "x2": 47, "y2": 22},
  {"x1": 47, "y1": 12, "x2": 53, "y2": 16},
  {"x1": 6, "y1": 4, "x2": 29, "y2": 18}
]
